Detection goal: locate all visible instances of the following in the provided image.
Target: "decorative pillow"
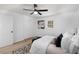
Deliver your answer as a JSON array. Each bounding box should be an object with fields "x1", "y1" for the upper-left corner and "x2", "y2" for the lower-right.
[{"x1": 54, "y1": 33, "x2": 63, "y2": 47}]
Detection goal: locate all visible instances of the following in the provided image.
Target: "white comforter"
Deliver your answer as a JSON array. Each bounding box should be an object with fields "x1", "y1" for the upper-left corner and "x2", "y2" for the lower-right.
[
  {"x1": 30, "y1": 35, "x2": 56, "y2": 54},
  {"x1": 69, "y1": 34, "x2": 79, "y2": 53},
  {"x1": 61, "y1": 32, "x2": 79, "y2": 54}
]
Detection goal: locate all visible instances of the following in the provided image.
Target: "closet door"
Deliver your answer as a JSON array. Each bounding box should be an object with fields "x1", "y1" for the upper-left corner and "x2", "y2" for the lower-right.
[{"x1": 0, "y1": 15, "x2": 13, "y2": 47}]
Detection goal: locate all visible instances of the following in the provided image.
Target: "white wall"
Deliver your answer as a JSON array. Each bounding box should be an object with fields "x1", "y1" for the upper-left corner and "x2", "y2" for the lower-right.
[
  {"x1": 0, "y1": 11, "x2": 14, "y2": 47},
  {"x1": 23, "y1": 16, "x2": 36, "y2": 40},
  {"x1": 36, "y1": 11, "x2": 79, "y2": 36},
  {"x1": 13, "y1": 13, "x2": 36, "y2": 42},
  {"x1": 0, "y1": 10, "x2": 36, "y2": 47}
]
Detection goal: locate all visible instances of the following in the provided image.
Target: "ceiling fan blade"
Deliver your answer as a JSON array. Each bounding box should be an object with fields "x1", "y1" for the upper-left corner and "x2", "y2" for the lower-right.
[
  {"x1": 23, "y1": 9, "x2": 33, "y2": 11},
  {"x1": 30, "y1": 12, "x2": 34, "y2": 15},
  {"x1": 37, "y1": 11, "x2": 42, "y2": 15},
  {"x1": 37, "y1": 9, "x2": 48, "y2": 11}
]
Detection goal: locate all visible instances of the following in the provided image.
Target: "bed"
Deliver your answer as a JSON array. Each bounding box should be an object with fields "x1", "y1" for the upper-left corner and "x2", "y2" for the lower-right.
[
  {"x1": 30, "y1": 31, "x2": 79, "y2": 54},
  {"x1": 30, "y1": 35, "x2": 66, "y2": 54}
]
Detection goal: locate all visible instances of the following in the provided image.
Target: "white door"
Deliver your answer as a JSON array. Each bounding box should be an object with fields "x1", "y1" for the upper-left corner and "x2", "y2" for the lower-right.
[{"x1": 0, "y1": 14, "x2": 13, "y2": 47}]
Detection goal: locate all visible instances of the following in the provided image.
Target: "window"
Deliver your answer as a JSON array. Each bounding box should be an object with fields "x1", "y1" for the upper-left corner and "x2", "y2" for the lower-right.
[{"x1": 48, "y1": 21, "x2": 53, "y2": 28}]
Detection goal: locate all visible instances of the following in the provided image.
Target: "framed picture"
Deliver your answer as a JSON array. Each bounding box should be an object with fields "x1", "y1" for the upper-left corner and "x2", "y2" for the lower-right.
[
  {"x1": 38, "y1": 20, "x2": 45, "y2": 29},
  {"x1": 47, "y1": 20, "x2": 53, "y2": 28}
]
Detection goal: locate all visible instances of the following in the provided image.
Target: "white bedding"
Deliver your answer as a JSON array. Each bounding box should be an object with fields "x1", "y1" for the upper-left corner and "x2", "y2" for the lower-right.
[
  {"x1": 61, "y1": 32, "x2": 79, "y2": 54},
  {"x1": 30, "y1": 33, "x2": 78, "y2": 54},
  {"x1": 47, "y1": 44, "x2": 65, "y2": 54},
  {"x1": 69, "y1": 34, "x2": 79, "y2": 53},
  {"x1": 30, "y1": 35, "x2": 56, "y2": 54},
  {"x1": 61, "y1": 32, "x2": 73, "y2": 53}
]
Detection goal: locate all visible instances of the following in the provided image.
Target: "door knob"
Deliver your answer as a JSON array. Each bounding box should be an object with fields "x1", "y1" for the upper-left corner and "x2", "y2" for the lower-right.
[{"x1": 11, "y1": 31, "x2": 13, "y2": 33}]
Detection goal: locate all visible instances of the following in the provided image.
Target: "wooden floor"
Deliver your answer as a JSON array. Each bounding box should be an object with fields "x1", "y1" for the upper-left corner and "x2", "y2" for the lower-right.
[{"x1": 0, "y1": 37, "x2": 33, "y2": 54}]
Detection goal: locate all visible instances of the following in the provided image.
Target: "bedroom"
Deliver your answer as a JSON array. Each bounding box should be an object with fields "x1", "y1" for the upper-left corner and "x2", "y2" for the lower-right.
[{"x1": 0, "y1": 4, "x2": 79, "y2": 54}]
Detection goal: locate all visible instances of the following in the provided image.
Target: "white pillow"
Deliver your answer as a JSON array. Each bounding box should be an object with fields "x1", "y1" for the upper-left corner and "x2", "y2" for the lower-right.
[
  {"x1": 71, "y1": 34, "x2": 79, "y2": 46},
  {"x1": 63, "y1": 32, "x2": 73, "y2": 39},
  {"x1": 61, "y1": 32, "x2": 73, "y2": 53},
  {"x1": 69, "y1": 34, "x2": 79, "y2": 53}
]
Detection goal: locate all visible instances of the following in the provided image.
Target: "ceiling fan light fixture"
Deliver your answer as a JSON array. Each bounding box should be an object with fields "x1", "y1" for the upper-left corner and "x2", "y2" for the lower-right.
[
  {"x1": 24, "y1": 4, "x2": 48, "y2": 15},
  {"x1": 34, "y1": 11, "x2": 38, "y2": 14}
]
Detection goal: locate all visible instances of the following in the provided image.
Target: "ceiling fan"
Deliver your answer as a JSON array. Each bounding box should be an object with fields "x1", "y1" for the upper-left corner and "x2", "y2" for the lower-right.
[{"x1": 23, "y1": 4, "x2": 48, "y2": 15}]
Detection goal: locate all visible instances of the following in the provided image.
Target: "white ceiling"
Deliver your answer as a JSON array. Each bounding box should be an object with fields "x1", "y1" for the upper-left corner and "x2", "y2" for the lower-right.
[{"x1": 0, "y1": 4, "x2": 79, "y2": 18}]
